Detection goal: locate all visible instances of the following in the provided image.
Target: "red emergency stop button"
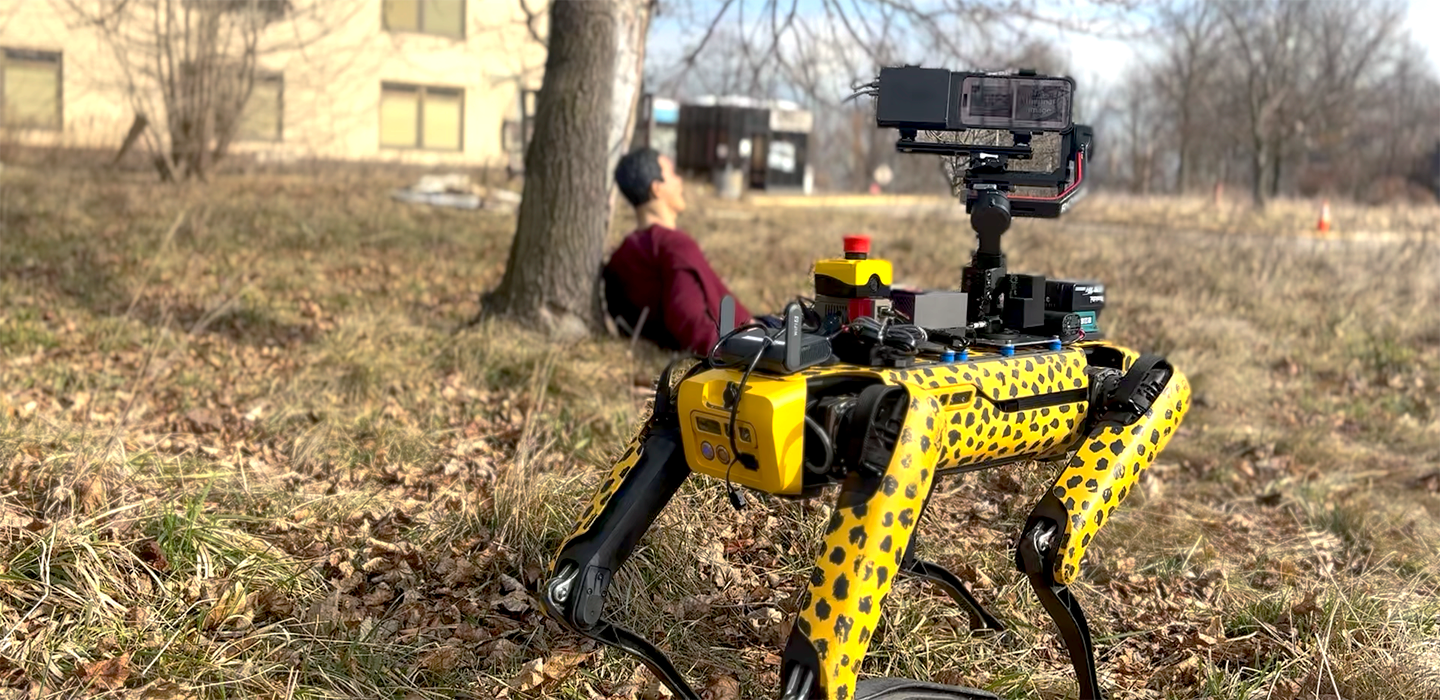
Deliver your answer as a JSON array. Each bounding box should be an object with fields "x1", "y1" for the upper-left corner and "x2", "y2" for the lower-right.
[{"x1": 843, "y1": 234, "x2": 870, "y2": 259}]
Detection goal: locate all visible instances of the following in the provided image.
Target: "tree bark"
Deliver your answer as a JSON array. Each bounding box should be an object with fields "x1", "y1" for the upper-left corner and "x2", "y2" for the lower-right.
[
  {"x1": 1250, "y1": 138, "x2": 1267, "y2": 208},
  {"x1": 595, "y1": 0, "x2": 652, "y2": 324},
  {"x1": 485, "y1": 0, "x2": 650, "y2": 338},
  {"x1": 485, "y1": 0, "x2": 621, "y2": 338}
]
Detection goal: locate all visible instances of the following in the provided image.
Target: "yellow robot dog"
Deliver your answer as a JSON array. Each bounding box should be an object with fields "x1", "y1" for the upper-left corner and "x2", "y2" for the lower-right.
[{"x1": 541, "y1": 67, "x2": 1190, "y2": 700}]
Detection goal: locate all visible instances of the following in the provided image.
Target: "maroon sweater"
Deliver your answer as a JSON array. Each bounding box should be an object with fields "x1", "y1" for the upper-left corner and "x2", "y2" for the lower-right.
[{"x1": 603, "y1": 224, "x2": 753, "y2": 355}]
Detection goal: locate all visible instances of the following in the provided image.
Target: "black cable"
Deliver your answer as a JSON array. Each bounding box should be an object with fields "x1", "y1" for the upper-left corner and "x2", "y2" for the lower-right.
[
  {"x1": 803, "y1": 414, "x2": 833, "y2": 473},
  {"x1": 707, "y1": 321, "x2": 769, "y2": 369},
  {"x1": 884, "y1": 323, "x2": 927, "y2": 354},
  {"x1": 723, "y1": 325, "x2": 781, "y2": 511}
]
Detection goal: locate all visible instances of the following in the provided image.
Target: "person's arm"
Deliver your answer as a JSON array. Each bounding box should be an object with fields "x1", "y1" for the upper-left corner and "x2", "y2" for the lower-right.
[
  {"x1": 661, "y1": 267, "x2": 724, "y2": 354},
  {"x1": 657, "y1": 233, "x2": 753, "y2": 355}
]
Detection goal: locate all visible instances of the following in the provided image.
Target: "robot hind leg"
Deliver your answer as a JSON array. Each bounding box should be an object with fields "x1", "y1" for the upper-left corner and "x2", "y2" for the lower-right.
[{"x1": 1017, "y1": 353, "x2": 1192, "y2": 700}]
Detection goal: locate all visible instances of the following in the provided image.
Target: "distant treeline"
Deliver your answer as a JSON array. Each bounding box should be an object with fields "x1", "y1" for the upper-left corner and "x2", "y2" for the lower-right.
[
  {"x1": 1095, "y1": 0, "x2": 1440, "y2": 205},
  {"x1": 655, "y1": 0, "x2": 1440, "y2": 204}
]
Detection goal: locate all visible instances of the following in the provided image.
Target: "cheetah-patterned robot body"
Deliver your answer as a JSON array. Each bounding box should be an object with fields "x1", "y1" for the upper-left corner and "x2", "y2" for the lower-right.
[
  {"x1": 539, "y1": 66, "x2": 1192, "y2": 700},
  {"x1": 543, "y1": 336, "x2": 1188, "y2": 700}
]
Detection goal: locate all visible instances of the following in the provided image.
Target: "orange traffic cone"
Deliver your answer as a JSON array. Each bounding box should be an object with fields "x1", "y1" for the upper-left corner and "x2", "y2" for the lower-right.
[{"x1": 1317, "y1": 199, "x2": 1332, "y2": 234}]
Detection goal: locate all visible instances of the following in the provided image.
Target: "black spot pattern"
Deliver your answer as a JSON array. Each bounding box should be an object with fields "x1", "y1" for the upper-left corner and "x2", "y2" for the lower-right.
[
  {"x1": 848, "y1": 526, "x2": 868, "y2": 548},
  {"x1": 882, "y1": 476, "x2": 899, "y2": 496}
]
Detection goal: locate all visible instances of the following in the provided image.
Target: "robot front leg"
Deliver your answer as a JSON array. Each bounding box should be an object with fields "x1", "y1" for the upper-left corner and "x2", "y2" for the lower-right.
[
  {"x1": 778, "y1": 386, "x2": 955, "y2": 700},
  {"x1": 1017, "y1": 354, "x2": 1191, "y2": 700},
  {"x1": 541, "y1": 366, "x2": 703, "y2": 700}
]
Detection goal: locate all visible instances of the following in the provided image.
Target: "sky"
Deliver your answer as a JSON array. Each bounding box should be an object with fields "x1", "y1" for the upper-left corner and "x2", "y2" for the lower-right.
[
  {"x1": 649, "y1": 0, "x2": 1440, "y2": 98},
  {"x1": 1055, "y1": 0, "x2": 1440, "y2": 92}
]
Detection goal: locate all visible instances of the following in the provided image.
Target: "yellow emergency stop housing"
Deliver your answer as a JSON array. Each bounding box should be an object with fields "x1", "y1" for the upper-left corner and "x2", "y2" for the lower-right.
[{"x1": 813, "y1": 257, "x2": 893, "y2": 295}]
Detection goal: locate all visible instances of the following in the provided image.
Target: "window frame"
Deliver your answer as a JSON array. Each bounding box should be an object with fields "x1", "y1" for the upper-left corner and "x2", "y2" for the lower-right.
[
  {"x1": 379, "y1": 81, "x2": 465, "y2": 152},
  {"x1": 382, "y1": 0, "x2": 466, "y2": 40},
  {"x1": 1, "y1": 47, "x2": 64, "y2": 131},
  {"x1": 235, "y1": 71, "x2": 284, "y2": 142}
]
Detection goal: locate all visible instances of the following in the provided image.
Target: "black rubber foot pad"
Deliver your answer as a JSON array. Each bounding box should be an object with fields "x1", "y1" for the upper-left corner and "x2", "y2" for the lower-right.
[{"x1": 854, "y1": 678, "x2": 1000, "y2": 700}]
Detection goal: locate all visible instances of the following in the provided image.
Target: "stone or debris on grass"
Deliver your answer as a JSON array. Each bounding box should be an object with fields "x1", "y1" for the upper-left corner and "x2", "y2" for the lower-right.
[{"x1": 390, "y1": 173, "x2": 521, "y2": 212}]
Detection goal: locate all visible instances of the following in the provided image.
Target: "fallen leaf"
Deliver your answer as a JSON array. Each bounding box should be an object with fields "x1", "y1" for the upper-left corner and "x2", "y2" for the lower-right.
[
  {"x1": 510, "y1": 658, "x2": 546, "y2": 692},
  {"x1": 202, "y1": 580, "x2": 253, "y2": 630},
  {"x1": 492, "y1": 589, "x2": 531, "y2": 614},
  {"x1": 421, "y1": 645, "x2": 460, "y2": 673},
  {"x1": 79, "y1": 652, "x2": 131, "y2": 690},
  {"x1": 134, "y1": 679, "x2": 197, "y2": 699},
  {"x1": 701, "y1": 675, "x2": 740, "y2": 700},
  {"x1": 133, "y1": 539, "x2": 169, "y2": 572}
]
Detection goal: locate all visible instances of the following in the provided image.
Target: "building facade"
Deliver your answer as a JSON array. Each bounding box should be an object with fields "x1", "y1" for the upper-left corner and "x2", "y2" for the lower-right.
[{"x1": 0, "y1": 0, "x2": 545, "y2": 168}]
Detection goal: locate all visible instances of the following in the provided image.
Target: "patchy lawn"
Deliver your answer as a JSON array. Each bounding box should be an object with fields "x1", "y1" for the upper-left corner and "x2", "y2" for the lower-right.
[{"x1": 1, "y1": 166, "x2": 1438, "y2": 699}]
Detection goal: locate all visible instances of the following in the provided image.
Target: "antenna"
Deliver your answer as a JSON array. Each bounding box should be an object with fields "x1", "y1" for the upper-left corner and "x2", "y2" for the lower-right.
[{"x1": 783, "y1": 301, "x2": 803, "y2": 371}]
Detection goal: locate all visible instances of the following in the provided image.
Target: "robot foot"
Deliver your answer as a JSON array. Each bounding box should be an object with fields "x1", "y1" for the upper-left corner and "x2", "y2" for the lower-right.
[
  {"x1": 900, "y1": 557, "x2": 1005, "y2": 632},
  {"x1": 854, "y1": 678, "x2": 999, "y2": 700}
]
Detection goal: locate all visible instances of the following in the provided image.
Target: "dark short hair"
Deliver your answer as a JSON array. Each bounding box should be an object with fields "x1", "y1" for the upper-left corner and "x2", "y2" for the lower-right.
[{"x1": 615, "y1": 147, "x2": 664, "y2": 207}]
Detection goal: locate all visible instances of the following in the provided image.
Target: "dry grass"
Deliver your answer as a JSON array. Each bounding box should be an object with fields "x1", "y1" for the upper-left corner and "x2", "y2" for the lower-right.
[
  {"x1": 1, "y1": 165, "x2": 1438, "y2": 700},
  {"x1": 1067, "y1": 193, "x2": 1440, "y2": 243}
]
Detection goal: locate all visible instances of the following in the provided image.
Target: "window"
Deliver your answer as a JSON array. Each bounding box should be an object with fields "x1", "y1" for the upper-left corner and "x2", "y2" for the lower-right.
[
  {"x1": 1, "y1": 48, "x2": 62, "y2": 130},
  {"x1": 380, "y1": 83, "x2": 462, "y2": 151},
  {"x1": 383, "y1": 0, "x2": 464, "y2": 38},
  {"x1": 236, "y1": 73, "x2": 283, "y2": 141}
]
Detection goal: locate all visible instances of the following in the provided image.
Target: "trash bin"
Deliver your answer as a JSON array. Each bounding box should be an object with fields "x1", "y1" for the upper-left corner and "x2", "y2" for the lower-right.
[{"x1": 715, "y1": 165, "x2": 745, "y2": 200}]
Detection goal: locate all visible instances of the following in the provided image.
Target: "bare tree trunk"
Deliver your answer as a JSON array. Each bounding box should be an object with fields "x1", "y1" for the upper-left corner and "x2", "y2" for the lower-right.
[
  {"x1": 1250, "y1": 138, "x2": 1267, "y2": 208},
  {"x1": 1269, "y1": 144, "x2": 1283, "y2": 198},
  {"x1": 484, "y1": 0, "x2": 631, "y2": 338},
  {"x1": 595, "y1": 0, "x2": 652, "y2": 322},
  {"x1": 1267, "y1": 133, "x2": 1290, "y2": 197},
  {"x1": 1176, "y1": 111, "x2": 1191, "y2": 193},
  {"x1": 606, "y1": 0, "x2": 651, "y2": 197}
]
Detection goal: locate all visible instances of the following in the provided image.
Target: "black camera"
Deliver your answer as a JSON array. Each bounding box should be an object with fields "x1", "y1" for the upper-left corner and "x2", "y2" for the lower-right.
[
  {"x1": 862, "y1": 66, "x2": 1101, "y2": 350},
  {"x1": 875, "y1": 66, "x2": 1075, "y2": 133}
]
